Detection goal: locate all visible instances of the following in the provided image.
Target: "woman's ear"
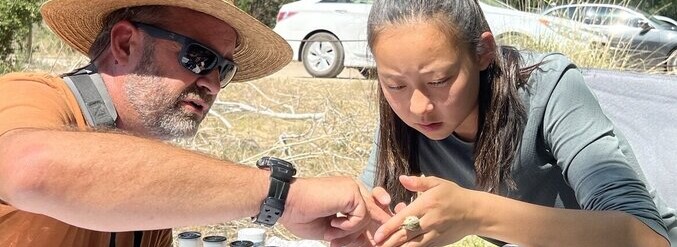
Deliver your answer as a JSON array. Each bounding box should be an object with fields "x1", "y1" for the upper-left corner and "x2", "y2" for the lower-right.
[{"x1": 477, "y1": 32, "x2": 496, "y2": 70}]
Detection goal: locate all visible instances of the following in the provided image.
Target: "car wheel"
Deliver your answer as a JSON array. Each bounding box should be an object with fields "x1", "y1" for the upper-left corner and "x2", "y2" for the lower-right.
[
  {"x1": 358, "y1": 67, "x2": 377, "y2": 79},
  {"x1": 496, "y1": 33, "x2": 536, "y2": 50},
  {"x1": 302, "y1": 32, "x2": 345, "y2": 78},
  {"x1": 668, "y1": 49, "x2": 677, "y2": 73}
]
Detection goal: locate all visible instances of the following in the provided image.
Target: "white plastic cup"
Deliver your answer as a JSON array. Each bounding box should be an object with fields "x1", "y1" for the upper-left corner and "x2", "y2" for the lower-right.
[
  {"x1": 203, "y1": 235, "x2": 228, "y2": 247},
  {"x1": 237, "y1": 228, "x2": 266, "y2": 246},
  {"x1": 177, "y1": 231, "x2": 201, "y2": 247}
]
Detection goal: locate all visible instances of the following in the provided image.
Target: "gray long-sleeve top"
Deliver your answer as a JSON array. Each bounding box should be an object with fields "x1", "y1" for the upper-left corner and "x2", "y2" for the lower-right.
[{"x1": 361, "y1": 53, "x2": 675, "y2": 245}]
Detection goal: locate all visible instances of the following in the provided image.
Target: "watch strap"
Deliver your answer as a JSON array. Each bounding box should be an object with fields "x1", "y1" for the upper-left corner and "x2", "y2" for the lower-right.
[{"x1": 253, "y1": 177, "x2": 290, "y2": 226}]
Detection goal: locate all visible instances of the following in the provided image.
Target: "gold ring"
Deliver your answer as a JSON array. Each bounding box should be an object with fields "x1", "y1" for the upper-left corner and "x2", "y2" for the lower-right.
[{"x1": 401, "y1": 216, "x2": 421, "y2": 231}]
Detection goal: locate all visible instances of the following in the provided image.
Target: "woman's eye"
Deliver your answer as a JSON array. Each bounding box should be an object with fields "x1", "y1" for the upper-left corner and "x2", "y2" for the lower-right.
[
  {"x1": 387, "y1": 85, "x2": 406, "y2": 90},
  {"x1": 380, "y1": 79, "x2": 406, "y2": 90},
  {"x1": 429, "y1": 77, "x2": 450, "y2": 87}
]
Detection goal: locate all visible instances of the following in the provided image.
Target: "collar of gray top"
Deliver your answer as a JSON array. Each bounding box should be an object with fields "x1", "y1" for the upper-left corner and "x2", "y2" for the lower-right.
[{"x1": 62, "y1": 64, "x2": 118, "y2": 128}]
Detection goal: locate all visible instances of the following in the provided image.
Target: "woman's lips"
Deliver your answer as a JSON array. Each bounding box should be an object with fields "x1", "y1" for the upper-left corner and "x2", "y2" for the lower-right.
[{"x1": 417, "y1": 122, "x2": 443, "y2": 132}]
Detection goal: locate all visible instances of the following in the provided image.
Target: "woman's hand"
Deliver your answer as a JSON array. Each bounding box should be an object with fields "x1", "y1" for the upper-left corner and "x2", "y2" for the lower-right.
[{"x1": 372, "y1": 175, "x2": 481, "y2": 247}]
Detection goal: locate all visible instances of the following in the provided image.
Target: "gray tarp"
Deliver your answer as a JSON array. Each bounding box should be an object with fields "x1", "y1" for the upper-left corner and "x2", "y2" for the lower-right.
[{"x1": 583, "y1": 69, "x2": 676, "y2": 207}]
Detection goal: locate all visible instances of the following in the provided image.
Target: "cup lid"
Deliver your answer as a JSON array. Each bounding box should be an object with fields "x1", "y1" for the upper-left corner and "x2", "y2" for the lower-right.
[
  {"x1": 229, "y1": 240, "x2": 254, "y2": 247},
  {"x1": 203, "y1": 236, "x2": 228, "y2": 242},
  {"x1": 178, "y1": 231, "x2": 201, "y2": 239}
]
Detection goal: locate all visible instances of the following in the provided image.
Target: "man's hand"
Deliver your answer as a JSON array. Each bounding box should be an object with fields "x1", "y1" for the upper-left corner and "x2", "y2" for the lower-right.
[
  {"x1": 346, "y1": 184, "x2": 398, "y2": 247},
  {"x1": 278, "y1": 176, "x2": 375, "y2": 246}
]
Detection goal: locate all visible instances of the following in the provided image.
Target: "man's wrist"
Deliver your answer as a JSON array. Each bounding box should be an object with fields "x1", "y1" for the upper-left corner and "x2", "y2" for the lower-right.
[{"x1": 276, "y1": 177, "x2": 301, "y2": 224}]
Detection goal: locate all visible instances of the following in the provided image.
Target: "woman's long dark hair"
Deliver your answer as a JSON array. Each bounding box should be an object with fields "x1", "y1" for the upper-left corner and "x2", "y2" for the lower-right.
[{"x1": 368, "y1": 0, "x2": 535, "y2": 205}]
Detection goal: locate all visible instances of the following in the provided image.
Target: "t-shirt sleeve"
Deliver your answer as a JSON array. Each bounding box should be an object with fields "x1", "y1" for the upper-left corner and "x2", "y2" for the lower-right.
[
  {"x1": 0, "y1": 74, "x2": 76, "y2": 137},
  {"x1": 359, "y1": 126, "x2": 379, "y2": 189},
  {"x1": 542, "y1": 68, "x2": 669, "y2": 241}
]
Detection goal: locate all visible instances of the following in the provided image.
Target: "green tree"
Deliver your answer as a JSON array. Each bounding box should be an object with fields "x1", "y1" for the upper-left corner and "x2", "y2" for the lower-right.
[
  {"x1": 0, "y1": 0, "x2": 42, "y2": 74},
  {"x1": 236, "y1": 0, "x2": 295, "y2": 28}
]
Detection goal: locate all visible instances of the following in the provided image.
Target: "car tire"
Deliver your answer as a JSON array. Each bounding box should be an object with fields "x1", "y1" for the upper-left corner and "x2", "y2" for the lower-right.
[
  {"x1": 358, "y1": 67, "x2": 377, "y2": 79},
  {"x1": 668, "y1": 49, "x2": 677, "y2": 73},
  {"x1": 302, "y1": 32, "x2": 345, "y2": 78}
]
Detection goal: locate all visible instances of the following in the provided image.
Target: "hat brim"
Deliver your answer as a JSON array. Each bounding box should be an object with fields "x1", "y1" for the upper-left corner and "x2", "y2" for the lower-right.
[{"x1": 41, "y1": 0, "x2": 292, "y2": 82}]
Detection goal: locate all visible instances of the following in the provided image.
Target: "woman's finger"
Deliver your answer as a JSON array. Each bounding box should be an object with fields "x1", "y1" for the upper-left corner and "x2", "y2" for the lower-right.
[
  {"x1": 377, "y1": 223, "x2": 425, "y2": 247},
  {"x1": 401, "y1": 229, "x2": 440, "y2": 247},
  {"x1": 374, "y1": 211, "x2": 426, "y2": 246},
  {"x1": 399, "y1": 175, "x2": 442, "y2": 193},
  {"x1": 394, "y1": 202, "x2": 407, "y2": 214}
]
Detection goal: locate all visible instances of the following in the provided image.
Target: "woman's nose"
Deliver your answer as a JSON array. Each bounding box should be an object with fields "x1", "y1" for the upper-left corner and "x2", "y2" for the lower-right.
[{"x1": 410, "y1": 89, "x2": 434, "y2": 116}]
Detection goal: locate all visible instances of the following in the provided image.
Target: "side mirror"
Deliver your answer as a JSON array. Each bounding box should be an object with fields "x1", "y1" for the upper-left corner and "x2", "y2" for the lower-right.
[{"x1": 637, "y1": 19, "x2": 653, "y2": 32}]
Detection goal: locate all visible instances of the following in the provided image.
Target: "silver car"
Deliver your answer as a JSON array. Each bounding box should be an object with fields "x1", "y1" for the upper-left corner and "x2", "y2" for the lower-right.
[{"x1": 543, "y1": 3, "x2": 677, "y2": 72}]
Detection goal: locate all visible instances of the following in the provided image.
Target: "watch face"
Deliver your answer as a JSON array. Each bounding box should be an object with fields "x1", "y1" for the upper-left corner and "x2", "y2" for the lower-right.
[{"x1": 257, "y1": 157, "x2": 296, "y2": 175}]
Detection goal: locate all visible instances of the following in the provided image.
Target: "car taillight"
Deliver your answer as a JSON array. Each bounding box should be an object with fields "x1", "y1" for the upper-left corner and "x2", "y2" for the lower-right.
[{"x1": 276, "y1": 11, "x2": 298, "y2": 23}]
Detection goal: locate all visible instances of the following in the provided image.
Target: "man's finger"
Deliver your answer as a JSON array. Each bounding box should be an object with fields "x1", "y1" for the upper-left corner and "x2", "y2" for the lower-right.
[
  {"x1": 331, "y1": 232, "x2": 374, "y2": 247},
  {"x1": 327, "y1": 214, "x2": 363, "y2": 240},
  {"x1": 372, "y1": 187, "x2": 391, "y2": 205}
]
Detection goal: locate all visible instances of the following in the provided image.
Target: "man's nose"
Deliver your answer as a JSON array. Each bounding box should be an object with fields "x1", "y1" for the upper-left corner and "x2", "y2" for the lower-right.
[
  {"x1": 410, "y1": 89, "x2": 434, "y2": 116},
  {"x1": 196, "y1": 73, "x2": 220, "y2": 96}
]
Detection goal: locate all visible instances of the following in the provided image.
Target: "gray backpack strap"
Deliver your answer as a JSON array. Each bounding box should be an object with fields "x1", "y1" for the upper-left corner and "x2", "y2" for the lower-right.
[{"x1": 62, "y1": 65, "x2": 117, "y2": 128}]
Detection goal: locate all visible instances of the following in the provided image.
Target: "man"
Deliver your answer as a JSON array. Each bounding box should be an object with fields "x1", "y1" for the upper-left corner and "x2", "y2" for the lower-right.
[{"x1": 0, "y1": 0, "x2": 382, "y2": 246}]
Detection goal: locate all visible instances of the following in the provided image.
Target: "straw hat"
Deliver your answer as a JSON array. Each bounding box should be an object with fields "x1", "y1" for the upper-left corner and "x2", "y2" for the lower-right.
[{"x1": 40, "y1": 0, "x2": 292, "y2": 82}]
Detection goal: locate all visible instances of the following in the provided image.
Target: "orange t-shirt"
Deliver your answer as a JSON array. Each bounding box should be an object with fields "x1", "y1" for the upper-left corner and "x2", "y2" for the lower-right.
[{"x1": 0, "y1": 73, "x2": 171, "y2": 247}]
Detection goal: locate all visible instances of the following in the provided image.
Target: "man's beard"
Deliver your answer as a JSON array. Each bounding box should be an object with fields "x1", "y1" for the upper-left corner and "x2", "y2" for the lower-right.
[{"x1": 123, "y1": 42, "x2": 214, "y2": 139}]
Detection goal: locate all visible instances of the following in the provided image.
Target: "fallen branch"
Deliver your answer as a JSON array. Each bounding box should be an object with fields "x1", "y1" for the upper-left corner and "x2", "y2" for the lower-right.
[
  {"x1": 207, "y1": 111, "x2": 233, "y2": 129},
  {"x1": 213, "y1": 101, "x2": 325, "y2": 121}
]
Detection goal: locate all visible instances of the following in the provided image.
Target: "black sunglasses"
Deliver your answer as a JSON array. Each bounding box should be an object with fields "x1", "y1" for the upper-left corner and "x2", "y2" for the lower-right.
[{"x1": 132, "y1": 22, "x2": 237, "y2": 88}]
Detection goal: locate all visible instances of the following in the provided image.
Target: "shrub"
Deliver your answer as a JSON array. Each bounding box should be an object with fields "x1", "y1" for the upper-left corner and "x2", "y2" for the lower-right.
[{"x1": 0, "y1": 0, "x2": 42, "y2": 74}]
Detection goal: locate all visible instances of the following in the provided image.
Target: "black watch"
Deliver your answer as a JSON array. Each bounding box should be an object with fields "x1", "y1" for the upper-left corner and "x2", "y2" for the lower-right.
[{"x1": 253, "y1": 156, "x2": 296, "y2": 226}]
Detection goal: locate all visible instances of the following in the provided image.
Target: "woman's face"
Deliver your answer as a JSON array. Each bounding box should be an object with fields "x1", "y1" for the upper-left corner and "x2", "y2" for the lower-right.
[{"x1": 372, "y1": 22, "x2": 491, "y2": 141}]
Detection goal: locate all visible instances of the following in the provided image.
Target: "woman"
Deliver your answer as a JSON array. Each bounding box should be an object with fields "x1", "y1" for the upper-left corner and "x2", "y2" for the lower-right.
[{"x1": 359, "y1": 0, "x2": 674, "y2": 246}]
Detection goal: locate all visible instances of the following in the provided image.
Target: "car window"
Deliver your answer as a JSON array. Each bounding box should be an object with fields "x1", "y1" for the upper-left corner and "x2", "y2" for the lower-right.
[
  {"x1": 607, "y1": 8, "x2": 643, "y2": 27},
  {"x1": 579, "y1": 6, "x2": 611, "y2": 25}
]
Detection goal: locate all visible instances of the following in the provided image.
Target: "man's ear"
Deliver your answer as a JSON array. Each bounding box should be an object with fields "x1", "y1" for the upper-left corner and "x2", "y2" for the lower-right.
[
  {"x1": 109, "y1": 20, "x2": 144, "y2": 67},
  {"x1": 477, "y1": 32, "x2": 496, "y2": 71}
]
